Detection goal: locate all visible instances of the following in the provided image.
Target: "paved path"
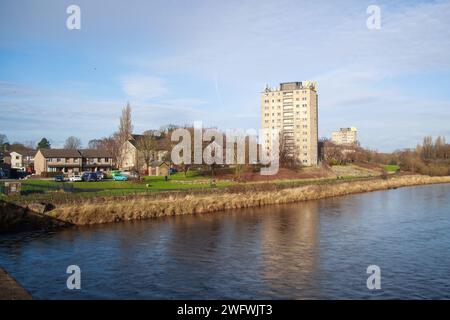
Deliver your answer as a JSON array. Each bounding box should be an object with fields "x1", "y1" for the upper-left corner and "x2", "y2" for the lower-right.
[{"x1": 0, "y1": 267, "x2": 32, "y2": 300}]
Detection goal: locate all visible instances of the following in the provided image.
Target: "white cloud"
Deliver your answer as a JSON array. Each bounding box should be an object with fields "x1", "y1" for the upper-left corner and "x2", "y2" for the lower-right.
[
  {"x1": 121, "y1": 75, "x2": 168, "y2": 101},
  {"x1": 0, "y1": 81, "x2": 39, "y2": 98}
]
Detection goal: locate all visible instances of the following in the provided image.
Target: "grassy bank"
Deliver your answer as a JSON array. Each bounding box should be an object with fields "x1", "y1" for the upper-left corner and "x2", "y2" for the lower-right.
[
  {"x1": 43, "y1": 175, "x2": 450, "y2": 225},
  {"x1": 4, "y1": 173, "x2": 234, "y2": 203}
]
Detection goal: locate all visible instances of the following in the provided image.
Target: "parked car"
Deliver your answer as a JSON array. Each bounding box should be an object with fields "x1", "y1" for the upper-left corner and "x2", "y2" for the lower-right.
[
  {"x1": 169, "y1": 167, "x2": 178, "y2": 174},
  {"x1": 54, "y1": 174, "x2": 65, "y2": 182},
  {"x1": 113, "y1": 174, "x2": 128, "y2": 181},
  {"x1": 95, "y1": 171, "x2": 105, "y2": 180},
  {"x1": 122, "y1": 170, "x2": 140, "y2": 179},
  {"x1": 18, "y1": 171, "x2": 30, "y2": 180},
  {"x1": 69, "y1": 175, "x2": 82, "y2": 182},
  {"x1": 82, "y1": 172, "x2": 98, "y2": 182}
]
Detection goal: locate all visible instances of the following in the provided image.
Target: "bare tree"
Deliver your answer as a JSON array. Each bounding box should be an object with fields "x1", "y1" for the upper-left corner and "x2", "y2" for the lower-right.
[
  {"x1": 116, "y1": 103, "x2": 133, "y2": 167},
  {"x1": 98, "y1": 134, "x2": 121, "y2": 169},
  {"x1": 88, "y1": 139, "x2": 102, "y2": 149},
  {"x1": 279, "y1": 131, "x2": 301, "y2": 168},
  {"x1": 118, "y1": 102, "x2": 133, "y2": 144},
  {"x1": 136, "y1": 133, "x2": 156, "y2": 175},
  {"x1": 434, "y1": 136, "x2": 447, "y2": 159},
  {"x1": 421, "y1": 136, "x2": 434, "y2": 160},
  {"x1": 64, "y1": 136, "x2": 82, "y2": 149},
  {"x1": 0, "y1": 134, "x2": 8, "y2": 148}
]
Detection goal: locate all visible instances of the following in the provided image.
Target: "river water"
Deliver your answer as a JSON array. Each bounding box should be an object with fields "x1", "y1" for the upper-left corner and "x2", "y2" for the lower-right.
[{"x1": 1, "y1": 184, "x2": 450, "y2": 299}]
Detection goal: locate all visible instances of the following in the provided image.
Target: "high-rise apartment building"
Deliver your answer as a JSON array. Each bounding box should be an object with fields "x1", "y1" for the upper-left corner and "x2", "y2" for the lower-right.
[
  {"x1": 331, "y1": 127, "x2": 357, "y2": 145},
  {"x1": 261, "y1": 81, "x2": 318, "y2": 166}
]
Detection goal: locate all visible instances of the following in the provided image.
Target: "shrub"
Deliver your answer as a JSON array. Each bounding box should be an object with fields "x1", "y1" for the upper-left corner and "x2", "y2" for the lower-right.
[
  {"x1": 388, "y1": 160, "x2": 398, "y2": 165},
  {"x1": 40, "y1": 171, "x2": 64, "y2": 178}
]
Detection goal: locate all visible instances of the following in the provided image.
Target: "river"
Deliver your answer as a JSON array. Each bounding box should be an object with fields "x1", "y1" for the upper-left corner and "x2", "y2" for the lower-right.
[{"x1": 1, "y1": 184, "x2": 450, "y2": 299}]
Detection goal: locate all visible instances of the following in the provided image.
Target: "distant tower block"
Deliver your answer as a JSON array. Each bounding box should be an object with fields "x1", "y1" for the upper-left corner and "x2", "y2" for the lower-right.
[{"x1": 331, "y1": 127, "x2": 358, "y2": 145}]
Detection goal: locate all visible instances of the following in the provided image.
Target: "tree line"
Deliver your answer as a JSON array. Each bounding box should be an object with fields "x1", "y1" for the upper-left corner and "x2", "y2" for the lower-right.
[{"x1": 321, "y1": 136, "x2": 450, "y2": 176}]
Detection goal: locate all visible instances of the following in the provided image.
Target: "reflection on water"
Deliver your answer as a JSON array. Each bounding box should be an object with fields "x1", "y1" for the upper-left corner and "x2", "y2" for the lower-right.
[{"x1": 1, "y1": 184, "x2": 450, "y2": 299}]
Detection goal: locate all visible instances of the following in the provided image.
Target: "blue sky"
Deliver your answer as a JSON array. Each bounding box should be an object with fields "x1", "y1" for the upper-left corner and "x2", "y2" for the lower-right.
[{"x1": 1, "y1": 0, "x2": 450, "y2": 151}]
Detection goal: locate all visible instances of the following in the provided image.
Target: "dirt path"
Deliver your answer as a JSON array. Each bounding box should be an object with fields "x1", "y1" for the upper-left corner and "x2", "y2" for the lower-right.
[{"x1": 0, "y1": 268, "x2": 32, "y2": 300}]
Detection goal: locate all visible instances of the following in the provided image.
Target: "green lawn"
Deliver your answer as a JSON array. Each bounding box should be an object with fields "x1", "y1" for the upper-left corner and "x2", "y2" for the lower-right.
[
  {"x1": 5, "y1": 175, "x2": 233, "y2": 202},
  {"x1": 0, "y1": 168, "x2": 379, "y2": 203},
  {"x1": 143, "y1": 171, "x2": 204, "y2": 181},
  {"x1": 383, "y1": 164, "x2": 400, "y2": 172}
]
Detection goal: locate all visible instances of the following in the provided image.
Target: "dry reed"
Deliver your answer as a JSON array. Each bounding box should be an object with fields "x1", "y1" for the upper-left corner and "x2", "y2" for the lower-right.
[{"x1": 45, "y1": 175, "x2": 450, "y2": 225}]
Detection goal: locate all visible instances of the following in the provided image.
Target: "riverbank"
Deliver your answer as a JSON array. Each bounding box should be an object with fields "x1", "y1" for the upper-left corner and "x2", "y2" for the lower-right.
[
  {"x1": 0, "y1": 268, "x2": 32, "y2": 300},
  {"x1": 42, "y1": 175, "x2": 450, "y2": 225},
  {"x1": 0, "y1": 200, "x2": 71, "y2": 233},
  {"x1": 2, "y1": 175, "x2": 450, "y2": 230}
]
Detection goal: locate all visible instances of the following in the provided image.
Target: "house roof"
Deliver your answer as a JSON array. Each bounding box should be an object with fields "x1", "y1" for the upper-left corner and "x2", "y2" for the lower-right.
[
  {"x1": 78, "y1": 149, "x2": 112, "y2": 158},
  {"x1": 128, "y1": 135, "x2": 168, "y2": 151},
  {"x1": 10, "y1": 150, "x2": 36, "y2": 157},
  {"x1": 150, "y1": 160, "x2": 170, "y2": 167},
  {"x1": 20, "y1": 150, "x2": 37, "y2": 157},
  {"x1": 39, "y1": 149, "x2": 82, "y2": 158},
  {"x1": 38, "y1": 149, "x2": 113, "y2": 158},
  {"x1": 131, "y1": 134, "x2": 143, "y2": 140}
]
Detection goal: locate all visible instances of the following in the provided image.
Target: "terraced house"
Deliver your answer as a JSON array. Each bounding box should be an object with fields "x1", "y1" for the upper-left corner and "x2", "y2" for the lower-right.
[{"x1": 34, "y1": 149, "x2": 113, "y2": 175}]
